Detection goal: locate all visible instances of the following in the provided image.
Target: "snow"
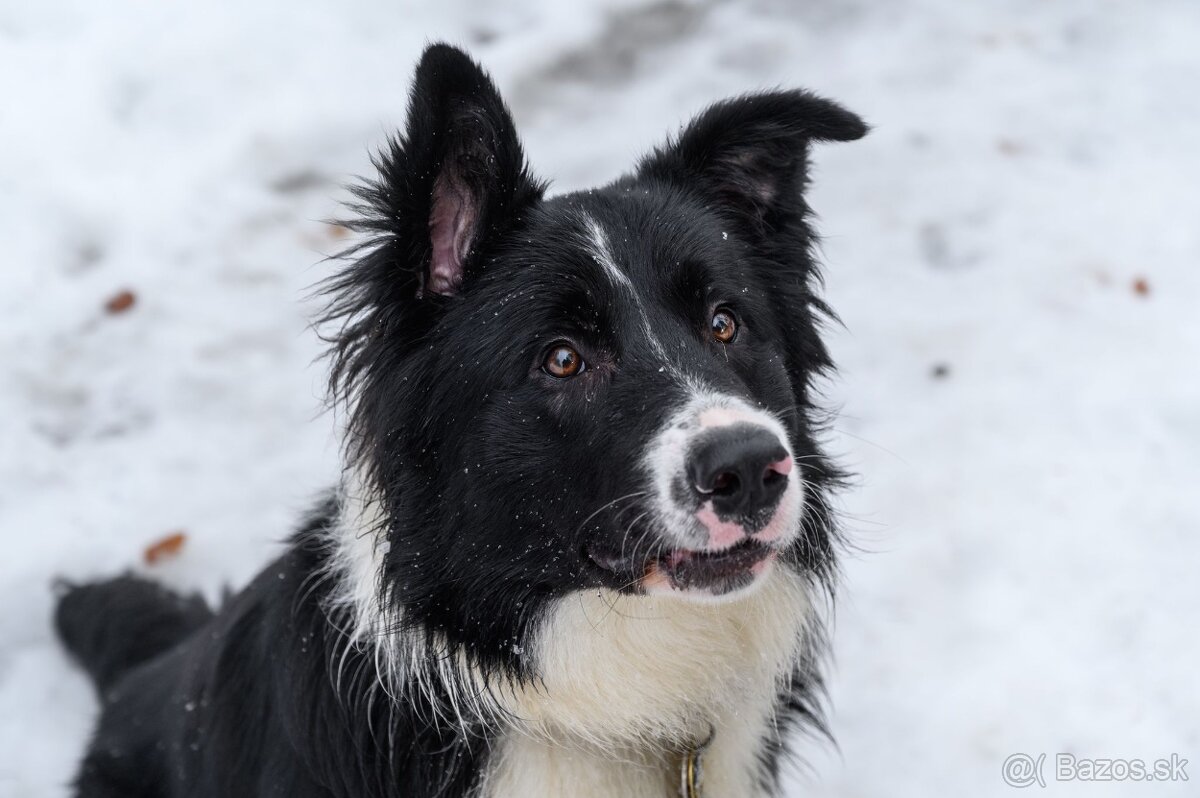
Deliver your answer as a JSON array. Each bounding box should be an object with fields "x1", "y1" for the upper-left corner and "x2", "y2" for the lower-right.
[{"x1": 3, "y1": 1, "x2": 1199, "y2": 795}]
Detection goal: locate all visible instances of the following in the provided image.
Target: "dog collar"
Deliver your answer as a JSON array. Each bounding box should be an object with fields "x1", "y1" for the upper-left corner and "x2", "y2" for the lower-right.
[{"x1": 678, "y1": 727, "x2": 714, "y2": 798}]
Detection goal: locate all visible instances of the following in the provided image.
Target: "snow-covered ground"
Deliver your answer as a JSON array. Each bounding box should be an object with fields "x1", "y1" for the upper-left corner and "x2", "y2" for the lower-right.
[{"x1": 3, "y1": 1, "x2": 1198, "y2": 795}]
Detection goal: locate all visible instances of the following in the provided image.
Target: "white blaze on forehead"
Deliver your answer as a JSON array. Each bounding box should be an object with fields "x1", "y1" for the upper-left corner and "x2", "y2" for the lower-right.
[
  {"x1": 583, "y1": 216, "x2": 636, "y2": 293},
  {"x1": 580, "y1": 213, "x2": 672, "y2": 365}
]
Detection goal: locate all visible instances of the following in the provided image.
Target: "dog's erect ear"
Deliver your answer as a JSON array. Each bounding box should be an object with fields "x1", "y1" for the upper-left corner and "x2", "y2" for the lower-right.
[
  {"x1": 349, "y1": 44, "x2": 542, "y2": 298},
  {"x1": 637, "y1": 91, "x2": 866, "y2": 234}
]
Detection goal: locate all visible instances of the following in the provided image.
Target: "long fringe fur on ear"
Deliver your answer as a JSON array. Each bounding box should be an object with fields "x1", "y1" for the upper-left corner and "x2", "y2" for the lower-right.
[{"x1": 313, "y1": 44, "x2": 544, "y2": 479}]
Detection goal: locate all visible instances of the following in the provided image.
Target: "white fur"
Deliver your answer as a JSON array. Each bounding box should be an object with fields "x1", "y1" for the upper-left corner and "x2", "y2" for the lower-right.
[
  {"x1": 578, "y1": 214, "x2": 804, "y2": 560},
  {"x1": 643, "y1": 387, "x2": 804, "y2": 553},
  {"x1": 581, "y1": 214, "x2": 675, "y2": 367},
  {"x1": 479, "y1": 569, "x2": 811, "y2": 797},
  {"x1": 325, "y1": 225, "x2": 814, "y2": 792},
  {"x1": 583, "y1": 215, "x2": 636, "y2": 293},
  {"x1": 324, "y1": 471, "x2": 492, "y2": 730},
  {"x1": 323, "y1": 471, "x2": 387, "y2": 645},
  {"x1": 326, "y1": 475, "x2": 814, "y2": 797}
]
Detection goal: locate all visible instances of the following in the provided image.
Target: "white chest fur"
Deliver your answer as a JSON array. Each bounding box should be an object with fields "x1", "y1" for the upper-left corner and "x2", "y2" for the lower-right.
[
  {"x1": 326, "y1": 483, "x2": 812, "y2": 797},
  {"x1": 477, "y1": 568, "x2": 812, "y2": 798}
]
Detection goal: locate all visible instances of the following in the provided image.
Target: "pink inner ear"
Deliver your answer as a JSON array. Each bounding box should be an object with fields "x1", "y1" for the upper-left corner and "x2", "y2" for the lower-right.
[{"x1": 427, "y1": 173, "x2": 476, "y2": 296}]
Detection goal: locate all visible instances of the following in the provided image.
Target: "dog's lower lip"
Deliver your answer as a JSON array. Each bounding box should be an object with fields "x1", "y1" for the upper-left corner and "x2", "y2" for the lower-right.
[
  {"x1": 659, "y1": 539, "x2": 777, "y2": 594},
  {"x1": 588, "y1": 538, "x2": 775, "y2": 590},
  {"x1": 661, "y1": 538, "x2": 772, "y2": 574}
]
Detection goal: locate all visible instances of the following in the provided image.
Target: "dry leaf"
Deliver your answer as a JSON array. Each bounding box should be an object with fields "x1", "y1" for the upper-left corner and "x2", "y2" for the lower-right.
[
  {"x1": 105, "y1": 289, "x2": 137, "y2": 314},
  {"x1": 144, "y1": 531, "x2": 187, "y2": 565}
]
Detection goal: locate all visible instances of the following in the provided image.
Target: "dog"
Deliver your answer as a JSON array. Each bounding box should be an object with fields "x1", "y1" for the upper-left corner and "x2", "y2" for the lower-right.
[{"x1": 55, "y1": 43, "x2": 866, "y2": 797}]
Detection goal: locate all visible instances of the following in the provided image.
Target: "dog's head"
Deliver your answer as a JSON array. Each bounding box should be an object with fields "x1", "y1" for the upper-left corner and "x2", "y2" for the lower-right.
[{"x1": 325, "y1": 44, "x2": 864, "y2": 670}]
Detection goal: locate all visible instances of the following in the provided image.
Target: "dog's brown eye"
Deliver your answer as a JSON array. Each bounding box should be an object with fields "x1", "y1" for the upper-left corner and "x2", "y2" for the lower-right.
[
  {"x1": 543, "y1": 344, "x2": 584, "y2": 378},
  {"x1": 710, "y1": 309, "x2": 738, "y2": 343}
]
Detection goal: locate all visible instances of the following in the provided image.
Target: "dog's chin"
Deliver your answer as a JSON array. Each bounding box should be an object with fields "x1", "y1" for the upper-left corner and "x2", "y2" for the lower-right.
[{"x1": 588, "y1": 537, "x2": 782, "y2": 602}]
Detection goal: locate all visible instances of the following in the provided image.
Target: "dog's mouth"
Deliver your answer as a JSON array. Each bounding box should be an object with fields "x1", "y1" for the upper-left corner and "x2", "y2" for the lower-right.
[{"x1": 587, "y1": 537, "x2": 777, "y2": 597}]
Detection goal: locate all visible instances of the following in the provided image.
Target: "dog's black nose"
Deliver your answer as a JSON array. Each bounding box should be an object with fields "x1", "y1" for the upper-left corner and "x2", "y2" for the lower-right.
[{"x1": 686, "y1": 424, "x2": 791, "y2": 518}]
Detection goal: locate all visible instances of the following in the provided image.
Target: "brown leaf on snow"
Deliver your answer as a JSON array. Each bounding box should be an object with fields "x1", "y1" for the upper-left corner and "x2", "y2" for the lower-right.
[
  {"x1": 1132, "y1": 276, "x2": 1151, "y2": 297},
  {"x1": 104, "y1": 289, "x2": 137, "y2": 314},
  {"x1": 144, "y1": 531, "x2": 187, "y2": 565}
]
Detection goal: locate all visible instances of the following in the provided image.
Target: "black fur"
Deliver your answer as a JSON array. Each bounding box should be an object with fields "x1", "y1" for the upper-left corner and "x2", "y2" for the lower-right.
[
  {"x1": 55, "y1": 576, "x2": 213, "y2": 693},
  {"x1": 56, "y1": 43, "x2": 865, "y2": 797}
]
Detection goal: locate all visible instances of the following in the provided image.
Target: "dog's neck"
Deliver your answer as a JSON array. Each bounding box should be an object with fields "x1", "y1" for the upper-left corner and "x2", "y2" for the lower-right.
[{"x1": 326, "y1": 472, "x2": 813, "y2": 796}]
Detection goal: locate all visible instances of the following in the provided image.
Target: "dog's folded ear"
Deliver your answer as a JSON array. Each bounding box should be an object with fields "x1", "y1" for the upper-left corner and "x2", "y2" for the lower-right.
[
  {"x1": 637, "y1": 91, "x2": 866, "y2": 235},
  {"x1": 347, "y1": 44, "x2": 542, "y2": 299}
]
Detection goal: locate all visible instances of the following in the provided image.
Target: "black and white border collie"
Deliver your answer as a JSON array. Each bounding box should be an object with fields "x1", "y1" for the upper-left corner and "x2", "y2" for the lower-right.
[{"x1": 55, "y1": 44, "x2": 866, "y2": 797}]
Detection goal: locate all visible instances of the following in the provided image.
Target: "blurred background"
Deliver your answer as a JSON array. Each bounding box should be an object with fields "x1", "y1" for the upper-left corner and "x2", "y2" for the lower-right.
[{"x1": 2, "y1": 1, "x2": 1198, "y2": 795}]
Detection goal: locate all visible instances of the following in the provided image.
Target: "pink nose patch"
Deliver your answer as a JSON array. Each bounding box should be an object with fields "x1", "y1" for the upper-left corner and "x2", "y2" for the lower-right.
[
  {"x1": 768, "y1": 456, "x2": 793, "y2": 476},
  {"x1": 696, "y1": 502, "x2": 746, "y2": 549}
]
